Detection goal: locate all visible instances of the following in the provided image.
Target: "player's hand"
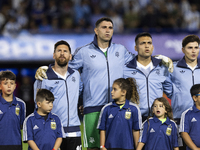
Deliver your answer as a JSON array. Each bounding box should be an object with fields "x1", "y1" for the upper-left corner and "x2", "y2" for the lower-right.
[
  {"x1": 155, "y1": 55, "x2": 173, "y2": 73},
  {"x1": 35, "y1": 66, "x2": 48, "y2": 80},
  {"x1": 79, "y1": 105, "x2": 84, "y2": 115}
]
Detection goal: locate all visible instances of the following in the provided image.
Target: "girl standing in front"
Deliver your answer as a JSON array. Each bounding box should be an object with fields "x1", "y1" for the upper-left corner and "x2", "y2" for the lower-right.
[
  {"x1": 97, "y1": 78, "x2": 142, "y2": 150},
  {"x1": 136, "y1": 97, "x2": 179, "y2": 150}
]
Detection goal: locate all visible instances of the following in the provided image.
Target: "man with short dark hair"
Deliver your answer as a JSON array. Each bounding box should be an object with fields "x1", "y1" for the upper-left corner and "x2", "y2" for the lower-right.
[
  {"x1": 171, "y1": 35, "x2": 200, "y2": 121},
  {"x1": 124, "y1": 32, "x2": 173, "y2": 121},
  {"x1": 168, "y1": 34, "x2": 200, "y2": 150},
  {"x1": 70, "y1": 17, "x2": 134, "y2": 150}
]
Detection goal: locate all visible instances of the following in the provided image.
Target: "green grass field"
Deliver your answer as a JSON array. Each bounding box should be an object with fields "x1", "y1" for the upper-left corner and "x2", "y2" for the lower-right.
[{"x1": 22, "y1": 122, "x2": 87, "y2": 150}]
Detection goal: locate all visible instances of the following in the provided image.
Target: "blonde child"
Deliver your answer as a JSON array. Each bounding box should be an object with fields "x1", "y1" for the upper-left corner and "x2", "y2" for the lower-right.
[
  {"x1": 97, "y1": 78, "x2": 142, "y2": 150},
  {"x1": 137, "y1": 97, "x2": 179, "y2": 150}
]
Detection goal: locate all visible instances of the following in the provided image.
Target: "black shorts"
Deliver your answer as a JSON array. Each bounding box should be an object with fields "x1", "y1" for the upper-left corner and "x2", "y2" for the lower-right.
[
  {"x1": 0, "y1": 145, "x2": 22, "y2": 150},
  {"x1": 60, "y1": 137, "x2": 82, "y2": 150}
]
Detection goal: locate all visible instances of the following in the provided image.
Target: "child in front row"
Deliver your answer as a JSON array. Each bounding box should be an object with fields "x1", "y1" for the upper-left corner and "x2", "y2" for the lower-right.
[
  {"x1": 97, "y1": 78, "x2": 142, "y2": 150},
  {"x1": 180, "y1": 84, "x2": 200, "y2": 150},
  {"x1": 0, "y1": 70, "x2": 26, "y2": 150},
  {"x1": 23, "y1": 89, "x2": 64, "y2": 150},
  {"x1": 137, "y1": 97, "x2": 179, "y2": 150}
]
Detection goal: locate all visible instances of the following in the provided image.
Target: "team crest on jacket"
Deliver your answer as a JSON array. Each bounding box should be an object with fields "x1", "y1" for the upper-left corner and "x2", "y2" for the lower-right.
[
  {"x1": 132, "y1": 71, "x2": 137, "y2": 75},
  {"x1": 125, "y1": 108, "x2": 131, "y2": 120},
  {"x1": 166, "y1": 124, "x2": 172, "y2": 136},
  {"x1": 72, "y1": 76, "x2": 76, "y2": 82},
  {"x1": 115, "y1": 52, "x2": 119, "y2": 57},
  {"x1": 90, "y1": 55, "x2": 96, "y2": 58},
  {"x1": 51, "y1": 119, "x2": 57, "y2": 130},
  {"x1": 15, "y1": 104, "x2": 20, "y2": 116},
  {"x1": 155, "y1": 69, "x2": 160, "y2": 75}
]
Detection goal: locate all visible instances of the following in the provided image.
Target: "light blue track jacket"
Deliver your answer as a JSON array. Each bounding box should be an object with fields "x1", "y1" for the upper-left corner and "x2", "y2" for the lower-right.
[
  {"x1": 69, "y1": 35, "x2": 134, "y2": 114},
  {"x1": 34, "y1": 64, "x2": 81, "y2": 136},
  {"x1": 170, "y1": 57, "x2": 200, "y2": 119},
  {"x1": 124, "y1": 56, "x2": 173, "y2": 116}
]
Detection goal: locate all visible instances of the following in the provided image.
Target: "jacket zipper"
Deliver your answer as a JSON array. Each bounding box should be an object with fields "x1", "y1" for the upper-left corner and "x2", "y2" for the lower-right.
[
  {"x1": 105, "y1": 54, "x2": 110, "y2": 103},
  {"x1": 137, "y1": 67, "x2": 157, "y2": 116},
  {"x1": 65, "y1": 75, "x2": 70, "y2": 132},
  {"x1": 98, "y1": 47, "x2": 110, "y2": 104}
]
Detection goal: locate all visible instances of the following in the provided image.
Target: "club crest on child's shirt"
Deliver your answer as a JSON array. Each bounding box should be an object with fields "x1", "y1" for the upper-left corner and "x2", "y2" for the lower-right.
[
  {"x1": 125, "y1": 108, "x2": 131, "y2": 120},
  {"x1": 51, "y1": 119, "x2": 57, "y2": 130},
  {"x1": 166, "y1": 124, "x2": 172, "y2": 136},
  {"x1": 15, "y1": 104, "x2": 20, "y2": 116}
]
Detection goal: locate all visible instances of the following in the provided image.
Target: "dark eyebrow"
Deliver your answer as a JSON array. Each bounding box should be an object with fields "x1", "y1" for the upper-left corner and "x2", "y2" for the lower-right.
[
  {"x1": 142, "y1": 41, "x2": 146, "y2": 43},
  {"x1": 101, "y1": 25, "x2": 113, "y2": 28}
]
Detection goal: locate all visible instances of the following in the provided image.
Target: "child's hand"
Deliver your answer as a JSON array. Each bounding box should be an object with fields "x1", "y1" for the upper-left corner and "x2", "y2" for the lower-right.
[{"x1": 101, "y1": 147, "x2": 107, "y2": 150}]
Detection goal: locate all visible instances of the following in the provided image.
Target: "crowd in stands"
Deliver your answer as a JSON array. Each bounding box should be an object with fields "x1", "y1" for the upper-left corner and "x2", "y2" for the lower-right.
[{"x1": 0, "y1": 0, "x2": 200, "y2": 36}]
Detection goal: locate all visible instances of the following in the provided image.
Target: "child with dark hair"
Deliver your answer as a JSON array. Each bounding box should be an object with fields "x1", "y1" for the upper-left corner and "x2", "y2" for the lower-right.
[
  {"x1": 23, "y1": 89, "x2": 64, "y2": 150},
  {"x1": 137, "y1": 97, "x2": 179, "y2": 150},
  {"x1": 0, "y1": 70, "x2": 26, "y2": 150},
  {"x1": 180, "y1": 84, "x2": 200, "y2": 150},
  {"x1": 97, "y1": 77, "x2": 142, "y2": 150}
]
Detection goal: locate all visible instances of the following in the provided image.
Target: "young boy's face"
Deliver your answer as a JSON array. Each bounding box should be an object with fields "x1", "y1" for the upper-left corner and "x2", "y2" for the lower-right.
[
  {"x1": 37, "y1": 99, "x2": 53, "y2": 115},
  {"x1": 0, "y1": 79, "x2": 16, "y2": 96},
  {"x1": 193, "y1": 93, "x2": 200, "y2": 109}
]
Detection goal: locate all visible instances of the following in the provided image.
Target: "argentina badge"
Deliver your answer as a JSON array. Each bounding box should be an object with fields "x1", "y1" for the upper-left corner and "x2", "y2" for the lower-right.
[
  {"x1": 51, "y1": 119, "x2": 57, "y2": 130},
  {"x1": 15, "y1": 104, "x2": 20, "y2": 116},
  {"x1": 166, "y1": 124, "x2": 172, "y2": 136},
  {"x1": 125, "y1": 108, "x2": 131, "y2": 120}
]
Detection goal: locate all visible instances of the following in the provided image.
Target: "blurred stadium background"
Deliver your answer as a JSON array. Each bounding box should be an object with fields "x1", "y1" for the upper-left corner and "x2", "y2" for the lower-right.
[{"x1": 0, "y1": 0, "x2": 199, "y2": 149}]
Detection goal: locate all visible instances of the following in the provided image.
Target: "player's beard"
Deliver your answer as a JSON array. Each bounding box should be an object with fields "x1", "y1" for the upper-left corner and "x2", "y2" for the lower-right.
[{"x1": 56, "y1": 57, "x2": 68, "y2": 67}]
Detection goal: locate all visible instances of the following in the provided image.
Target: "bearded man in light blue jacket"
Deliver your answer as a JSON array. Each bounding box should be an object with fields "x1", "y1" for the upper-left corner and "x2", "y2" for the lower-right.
[{"x1": 34, "y1": 40, "x2": 82, "y2": 150}]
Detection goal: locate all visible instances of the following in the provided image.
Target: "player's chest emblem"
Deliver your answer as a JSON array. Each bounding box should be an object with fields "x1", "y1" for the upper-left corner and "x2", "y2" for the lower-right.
[
  {"x1": 125, "y1": 108, "x2": 131, "y2": 120},
  {"x1": 15, "y1": 104, "x2": 20, "y2": 116},
  {"x1": 166, "y1": 124, "x2": 172, "y2": 136},
  {"x1": 51, "y1": 119, "x2": 57, "y2": 130},
  {"x1": 131, "y1": 71, "x2": 137, "y2": 75},
  {"x1": 115, "y1": 52, "x2": 119, "y2": 57},
  {"x1": 155, "y1": 69, "x2": 160, "y2": 75}
]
